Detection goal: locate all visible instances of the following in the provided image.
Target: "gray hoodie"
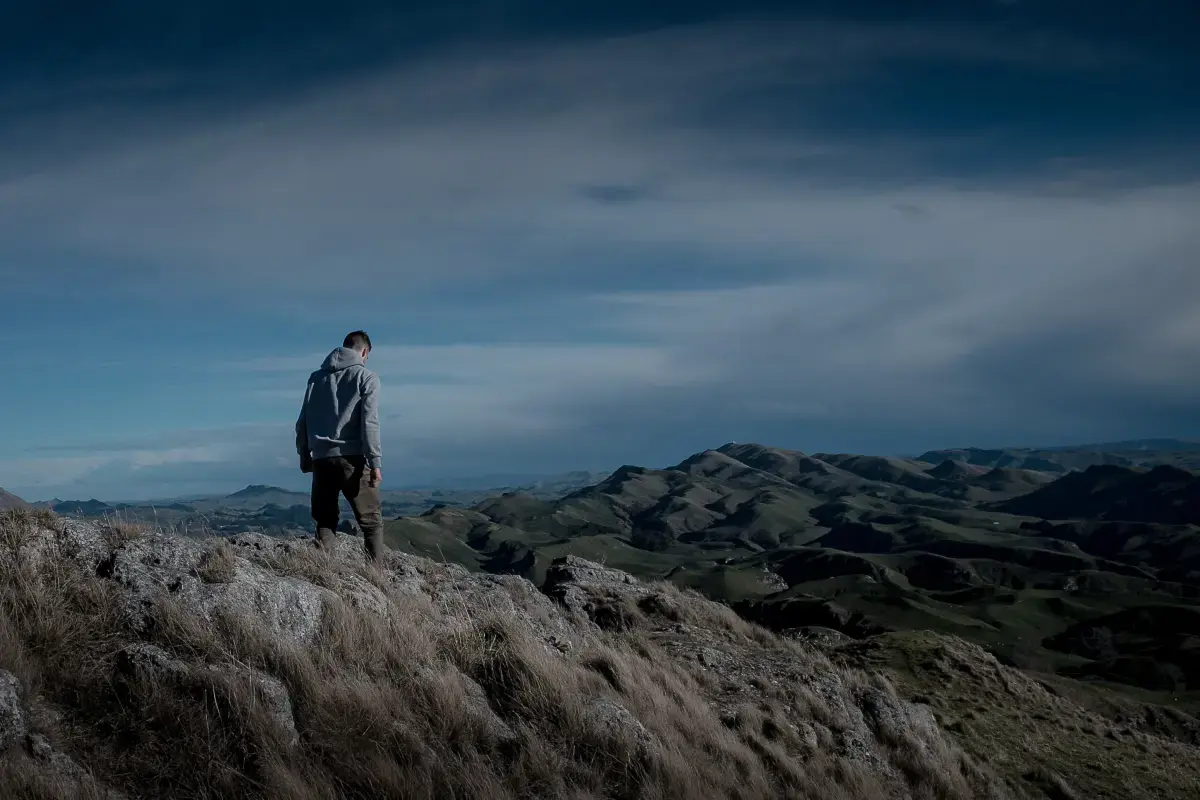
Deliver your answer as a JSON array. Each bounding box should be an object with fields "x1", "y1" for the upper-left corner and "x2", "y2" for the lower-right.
[{"x1": 295, "y1": 347, "x2": 382, "y2": 469}]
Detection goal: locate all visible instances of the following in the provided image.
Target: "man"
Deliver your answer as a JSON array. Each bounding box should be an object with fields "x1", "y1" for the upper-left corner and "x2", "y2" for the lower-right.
[{"x1": 295, "y1": 330, "x2": 385, "y2": 561}]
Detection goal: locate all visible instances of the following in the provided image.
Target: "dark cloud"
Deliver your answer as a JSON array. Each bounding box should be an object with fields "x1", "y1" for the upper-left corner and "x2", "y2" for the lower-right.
[
  {"x1": 1, "y1": 2, "x2": 1198, "y2": 499},
  {"x1": 579, "y1": 184, "x2": 648, "y2": 205}
]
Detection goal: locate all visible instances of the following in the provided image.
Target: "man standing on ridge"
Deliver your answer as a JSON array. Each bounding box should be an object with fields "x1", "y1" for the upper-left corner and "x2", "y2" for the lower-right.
[{"x1": 295, "y1": 330, "x2": 385, "y2": 562}]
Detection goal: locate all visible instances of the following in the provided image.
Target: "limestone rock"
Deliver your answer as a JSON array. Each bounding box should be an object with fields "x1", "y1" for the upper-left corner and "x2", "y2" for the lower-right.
[
  {"x1": 699, "y1": 647, "x2": 725, "y2": 668},
  {"x1": 584, "y1": 697, "x2": 655, "y2": 751},
  {"x1": 115, "y1": 643, "x2": 190, "y2": 683},
  {"x1": 860, "y1": 685, "x2": 941, "y2": 744},
  {"x1": 53, "y1": 519, "x2": 115, "y2": 570},
  {"x1": 26, "y1": 733, "x2": 91, "y2": 782},
  {"x1": 336, "y1": 572, "x2": 392, "y2": 617},
  {"x1": 458, "y1": 672, "x2": 517, "y2": 744},
  {"x1": 542, "y1": 555, "x2": 651, "y2": 628},
  {"x1": 0, "y1": 670, "x2": 27, "y2": 751},
  {"x1": 431, "y1": 567, "x2": 583, "y2": 653},
  {"x1": 210, "y1": 665, "x2": 298, "y2": 746},
  {"x1": 104, "y1": 529, "x2": 333, "y2": 644},
  {"x1": 25, "y1": 733, "x2": 128, "y2": 798},
  {"x1": 0, "y1": 517, "x2": 1009, "y2": 797}
]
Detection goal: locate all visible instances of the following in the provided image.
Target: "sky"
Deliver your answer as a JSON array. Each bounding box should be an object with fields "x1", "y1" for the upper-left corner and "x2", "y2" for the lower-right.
[{"x1": 1, "y1": 0, "x2": 1198, "y2": 501}]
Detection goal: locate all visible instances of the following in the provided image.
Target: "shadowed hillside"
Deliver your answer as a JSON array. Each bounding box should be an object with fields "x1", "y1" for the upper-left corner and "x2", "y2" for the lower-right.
[
  {"x1": 995, "y1": 464, "x2": 1200, "y2": 525},
  {"x1": 1, "y1": 508, "x2": 1019, "y2": 799},
  {"x1": 0, "y1": 489, "x2": 30, "y2": 512}
]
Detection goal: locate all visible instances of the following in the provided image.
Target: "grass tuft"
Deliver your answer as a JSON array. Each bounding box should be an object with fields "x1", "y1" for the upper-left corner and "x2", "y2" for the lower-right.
[
  {"x1": 195, "y1": 540, "x2": 238, "y2": 584},
  {"x1": 0, "y1": 511, "x2": 1014, "y2": 799}
]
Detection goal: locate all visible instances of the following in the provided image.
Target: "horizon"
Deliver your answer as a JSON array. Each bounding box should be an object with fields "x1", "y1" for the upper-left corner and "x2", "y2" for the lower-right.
[
  {"x1": 14, "y1": 435, "x2": 1200, "y2": 505},
  {"x1": 3, "y1": 1, "x2": 1199, "y2": 500}
]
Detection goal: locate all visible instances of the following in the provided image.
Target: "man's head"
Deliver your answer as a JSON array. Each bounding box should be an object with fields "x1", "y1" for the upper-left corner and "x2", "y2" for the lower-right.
[{"x1": 343, "y1": 330, "x2": 372, "y2": 360}]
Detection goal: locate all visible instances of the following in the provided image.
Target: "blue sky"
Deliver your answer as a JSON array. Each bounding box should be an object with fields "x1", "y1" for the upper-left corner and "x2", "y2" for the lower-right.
[{"x1": 2, "y1": 1, "x2": 1198, "y2": 501}]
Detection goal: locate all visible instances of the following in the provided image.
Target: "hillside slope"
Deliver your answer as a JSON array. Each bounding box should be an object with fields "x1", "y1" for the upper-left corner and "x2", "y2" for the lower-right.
[
  {"x1": 0, "y1": 509, "x2": 1014, "y2": 799},
  {"x1": 38, "y1": 472, "x2": 609, "y2": 536},
  {"x1": 995, "y1": 464, "x2": 1200, "y2": 524},
  {"x1": 0, "y1": 488, "x2": 30, "y2": 511},
  {"x1": 3, "y1": 510, "x2": 1199, "y2": 798}
]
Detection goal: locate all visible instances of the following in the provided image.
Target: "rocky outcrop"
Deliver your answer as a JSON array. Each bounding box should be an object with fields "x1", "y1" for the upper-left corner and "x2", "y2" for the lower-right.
[
  {"x1": 100, "y1": 531, "x2": 331, "y2": 644},
  {"x1": 543, "y1": 554, "x2": 652, "y2": 626},
  {"x1": 0, "y1": 668, "x2": 124, "y2": 797},
  {"x1": 23, "y1": 733, "x2": 117, "y2": 795},
  {"x1": 584, "y1": 697, "x2": 655, "y2": 751},
  {"x1": 0, "y1": 670, "x2": 26, "y2": 752},
  {"x1": 115, "y1": 643, "x2": 190, "y2": 683},
  {"x1": 113, "y1": 642, "x2": 298, "y2": 744}
]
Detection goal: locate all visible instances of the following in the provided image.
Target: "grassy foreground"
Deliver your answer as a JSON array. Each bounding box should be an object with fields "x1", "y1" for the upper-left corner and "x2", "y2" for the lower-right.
[{"x1": 0, "y1": 507, "x2": 1019, "y2": 799}]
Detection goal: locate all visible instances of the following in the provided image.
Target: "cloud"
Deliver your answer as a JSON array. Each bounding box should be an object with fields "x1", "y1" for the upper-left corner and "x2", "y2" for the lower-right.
[
  {"x1": 0, "y1": 445, "x2": 244, "y2": 499},
  {"x1": 2, "y1": 422, "x2": 308, "y2": 500},
  {"x1": 0, "y1": 456, "x2": 114, "y2": 495},
  {"x1": 4, "y1": 340, "x2": 712, "y2": 497},
  {"x1": 239, "y1": 342, "x2": 717, "y2": 447},
  {"x1": 1, "y1": 12, "x2": 1197, "y2": 499},
  {"x1": 0, "y1": 16, "x2": 1129, "y2": 303}
]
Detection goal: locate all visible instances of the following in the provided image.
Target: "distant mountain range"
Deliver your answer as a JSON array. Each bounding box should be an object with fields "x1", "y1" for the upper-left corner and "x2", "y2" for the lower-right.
[
  {"x1": 14, "y1": 470, "x2": 612, "y2": 535},
  {"x1": 917, "y1": 438, "x2": 1200, "y2": 473},
  {"x1": 382, "y1": 440, "x2": 1200, "y2": 700}
]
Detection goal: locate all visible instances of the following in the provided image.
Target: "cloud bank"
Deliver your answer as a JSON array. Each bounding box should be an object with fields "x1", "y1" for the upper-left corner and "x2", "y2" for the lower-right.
[{"x1": 1, "y1": 10, "x2": 1198, "y2": 499}]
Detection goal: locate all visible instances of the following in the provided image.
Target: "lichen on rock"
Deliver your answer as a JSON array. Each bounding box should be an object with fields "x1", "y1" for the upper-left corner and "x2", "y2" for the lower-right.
[{"x1": 0, "y1": 514, "x2": 1018, "y2": 799}]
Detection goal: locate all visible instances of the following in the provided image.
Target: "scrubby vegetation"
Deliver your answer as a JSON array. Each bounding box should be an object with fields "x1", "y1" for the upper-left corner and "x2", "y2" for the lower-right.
[{"x1": 0, "y1": 508, "x2": 1013, "y2": 799}]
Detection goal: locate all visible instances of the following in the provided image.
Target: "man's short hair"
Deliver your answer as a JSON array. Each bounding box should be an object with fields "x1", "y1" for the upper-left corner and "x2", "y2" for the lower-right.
[{"x1": 343, "y1": 330, "x2": 372, "y2": 352}]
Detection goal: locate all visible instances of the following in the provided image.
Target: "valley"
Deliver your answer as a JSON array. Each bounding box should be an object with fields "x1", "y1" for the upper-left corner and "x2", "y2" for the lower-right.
[{"x1": 380, "y1": 440, "x2": 1200, "y2": 706}]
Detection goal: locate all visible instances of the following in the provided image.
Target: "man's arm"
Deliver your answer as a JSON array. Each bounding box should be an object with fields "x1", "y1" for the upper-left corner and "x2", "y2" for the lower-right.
[
  {"x1": 296, "y1": 379, "x2": 313, "y2": 468},
  {"x1": 361, "y1": 372, "x2": 382, "y2": 472}
]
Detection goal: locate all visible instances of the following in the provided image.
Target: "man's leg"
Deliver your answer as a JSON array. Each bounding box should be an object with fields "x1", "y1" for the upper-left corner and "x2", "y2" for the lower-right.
[
  {"x1": 342, "y1": 456, "x2": 385, "y2": 562},
  {"x1": 310, "y1": 457, "x2": 341, "y2": 549}
]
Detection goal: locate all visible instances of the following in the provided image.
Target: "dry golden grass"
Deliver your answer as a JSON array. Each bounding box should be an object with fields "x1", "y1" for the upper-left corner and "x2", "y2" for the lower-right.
[
  {"x1": 833, "y1": 630, "x2": 1200, "y2": 800},
  {"x1": 195, "y1": 541, "x2": 238, "y2": 584},
  {"x1": 0, "y1": 757, "x2": 110, "y2": 800},
  {"x1": 0, "y1": 510, "x2": 1006, "y2": 799}
]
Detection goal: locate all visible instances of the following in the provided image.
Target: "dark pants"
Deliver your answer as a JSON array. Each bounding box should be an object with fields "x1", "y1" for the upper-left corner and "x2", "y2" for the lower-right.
[{"x1": 310, "y1": 455, "x2": 384, "y2": 561}]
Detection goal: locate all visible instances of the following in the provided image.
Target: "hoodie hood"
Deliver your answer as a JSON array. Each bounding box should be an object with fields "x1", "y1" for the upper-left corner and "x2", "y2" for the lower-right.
[{"x1": 320, "y1": 347, "x2": 365, "y2": 372}]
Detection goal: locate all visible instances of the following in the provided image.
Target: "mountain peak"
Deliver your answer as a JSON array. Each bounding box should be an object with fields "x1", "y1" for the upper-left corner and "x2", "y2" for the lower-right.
[
  {"x1": 715, "y1": 441, "x2": 785, "y2": 458},
  {"x1": 1147, "y1": 463, "x2": 1196, "y2": 480},
  {"x1": 927, "y1": 459, "x2": 984, "y2": 480},
  {"x1": 0, "y1": 487, "x2": 32, "y2": 510},
  {"x1": 227, "y1": 484, "x2": 292, "y2": 498}
]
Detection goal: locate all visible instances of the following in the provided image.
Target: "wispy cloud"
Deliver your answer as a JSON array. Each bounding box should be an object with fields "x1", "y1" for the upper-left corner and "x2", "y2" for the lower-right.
[
  {"x1": 1, "y1": 10, "x2": 1197, "y2": 499},
  {"x1": 0, "y1": 445, "x2": 242, "y2": 498},
  {"x1": 0, "y1": 17, "x2": 1130, "y2": 302},
  {"x1": 4, "y1": 340, "x2": 713, "y2": 497},
  {"x1": 237, "y1": 342, "x2": 717, "y2": 443}
]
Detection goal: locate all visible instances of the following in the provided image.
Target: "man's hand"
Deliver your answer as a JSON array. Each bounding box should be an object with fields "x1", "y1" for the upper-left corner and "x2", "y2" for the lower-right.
[
  {"x1": 300, "y1": 454, "x2": 313, "y2": 474},
  {"x1": 369, "y1": 467, "x2": 382, "y2": 487}
]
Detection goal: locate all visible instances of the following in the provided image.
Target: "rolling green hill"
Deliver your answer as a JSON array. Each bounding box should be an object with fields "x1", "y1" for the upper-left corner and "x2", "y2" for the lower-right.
[
  {"x1": 384, "y1": 442, "x2": 1200, "y2": 704},
  {"x1": 994, "y1": 463, "x2": 1200, "y2": 524}
]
